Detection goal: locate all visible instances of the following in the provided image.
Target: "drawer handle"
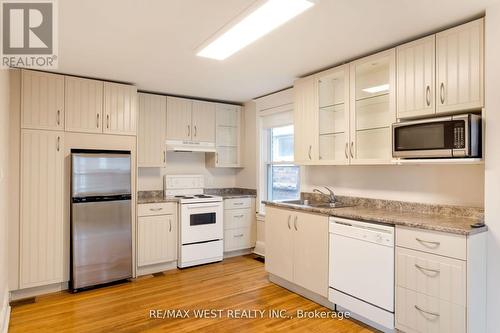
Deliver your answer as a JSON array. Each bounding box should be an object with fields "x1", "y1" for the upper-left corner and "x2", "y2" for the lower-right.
[
  {"x1": 234, "y1": 234, "x2": 244, "y2": 238},
  {"x1": 415, "y1": 264, "x2": 440, "y2": 275},
  {"x1": 415, "y1": 305, "x2": 440, "y2": 318},
  {"x1": 149, "y1": 208, "x2": 163, "y2": 211},
  {"x1": 234, "y1": 214, "x2": 244, "y2": 218},
  {"x1": 415, "y1": 238, "x2": 440, "y2": 248},
  {"x1": 169, "y1": 219, "x2": 172, "y2": 232},
  {"x1": 233, "y1": 202, "x2": 244, "y2": 206}
]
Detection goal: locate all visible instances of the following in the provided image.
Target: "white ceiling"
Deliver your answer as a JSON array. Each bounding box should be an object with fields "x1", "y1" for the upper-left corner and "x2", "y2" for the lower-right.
[{"x1": 57, "y1": 0, "x2": 496, "y2": 103}]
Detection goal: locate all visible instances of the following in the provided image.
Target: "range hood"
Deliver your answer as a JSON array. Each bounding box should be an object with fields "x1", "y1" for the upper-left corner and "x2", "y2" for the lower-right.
[{"x1": 166, "y1": 140, "x2": 216, "y2": 153}]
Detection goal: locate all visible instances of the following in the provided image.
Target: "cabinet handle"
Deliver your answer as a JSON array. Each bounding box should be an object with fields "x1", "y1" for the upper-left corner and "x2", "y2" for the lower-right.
[
  {"x1": 106, "y1": 114, "x2": 110, "y2": 129},
  {"x1": 425, "y1": 85, "x2": 431, "y2": 106},
  {"x1": 308, "y1": 145, "x2": 312, "y2": 160},
  {"x1": 287, "y1": 215, "x2": 291, "y2": 230},
  {"x1": 344, "y1": 142, "x2": 349, "y2": 159},
  {"x1": 350, "y1": 142, "x2": 354, "y2": 158},
  {"x1": 194, "y1": 125, "x2": 197, "y2": 137},
  {"x1": 215, "y1": 152, "x2": 219, "y2": 164},
  {"x1": 234, "y1": 234, "x2": 244, "y2": 238},
  {"x1": 414, "y1": 305, "x2": 440, "y2": 318},
  {"x1": 56, "y1": 136, "x2": 60, "y2": 152},
  {"x1": 57, "y1": 110, "x2": 61, "y2": 125},
  {"x1": 439, "y1": 82, "x2": 445, "y2": 104},
  {"x1": 233, "y1": 202, "x2": 244, "y2": 206},
  {"x1": 294, "y1": 216, "x2": 298, "y2": 231},
  {"x1": 96, "y1": 113, "x2": 100, "y2": 128},
  {"x1": 169, "y1": 219, "x2": 172, "y2": 232},
  {"x1": 163, "y1": 151, "x2": 166, "y2": 163},
  {"x1": 415, "y1": 264, "x2": 440, "y2": 274},
  {"x1": 415, "y1": 238, "x2": 440, "y2": 247},
  {"x1": 234, "y1": 214, "x2": 244, "y2": 218},
  {"x1": 149, "y1": 208, "x2": 163, "y2": 211},
  {"x1": 187, "y1": 125, "x2": 190, "y2": 137}
]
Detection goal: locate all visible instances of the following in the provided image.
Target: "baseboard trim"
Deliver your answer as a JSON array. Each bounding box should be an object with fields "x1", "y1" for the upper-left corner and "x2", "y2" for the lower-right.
[
  {"x1": 253, "y1": 240, "x2": 265, "y2": 257},
  {"x1": 1, "y1": 289, "x2": 10, "y2": 333},
  {"x1": 136, "y1": 261, "x2": 177, "y2": 277},
  {"x1": 268, "y1": 274, "x2": 334, "y2": 309},
  {"x1": 223, "y1": 248, "x2": 254, "y2": 258},
  {"x1": 10, "y1": 282, "x2": 68, "y2": 301}
]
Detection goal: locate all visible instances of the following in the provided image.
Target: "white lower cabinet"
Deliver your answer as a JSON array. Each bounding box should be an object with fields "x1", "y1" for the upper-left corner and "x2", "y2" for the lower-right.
[
  {"x1": 137, "y1": 203, "x2": 177, "y2": 268},
  {"x1": 223, "y1": 198, "x2": 255, "y2": 252},
  {"x1": 395, "y1": 226, "x2": 486, "y2": 333},
  {"x1": 20, "y1": 129, "x2": 65, "y2": 288},
  {"x1": 265, "y1": 206, "x2": 329, "y2": 297}
]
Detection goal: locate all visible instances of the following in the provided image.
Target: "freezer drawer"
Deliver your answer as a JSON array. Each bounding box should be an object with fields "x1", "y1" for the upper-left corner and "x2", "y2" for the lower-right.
[{"x1": 71, "y1": 199, "x2": 132, "y2": 289}]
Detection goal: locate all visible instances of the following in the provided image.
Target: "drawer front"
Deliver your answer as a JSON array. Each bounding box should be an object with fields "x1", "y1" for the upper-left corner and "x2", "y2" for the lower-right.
[
  {"x1": 396, "y1": 287, "x2": 466, "y2": 333},
  {"x1": 138, "y1": 202, "x2": 177, "y2": 217},
  {"x1": 396, "y1": 227, "x2": 466, "y2": 260},
  {"x1": 224, "y1": 227, "x2": 255, "y2": 252},
  {"x1": 224, "y1": 209, "x2": 251, "y2": 229},
  {"x1": 396, "y1": 247, "x2": 466, "y2": 306},
  {"x1": 224, "y1": 197, "x2": 251, "y2": 210}
]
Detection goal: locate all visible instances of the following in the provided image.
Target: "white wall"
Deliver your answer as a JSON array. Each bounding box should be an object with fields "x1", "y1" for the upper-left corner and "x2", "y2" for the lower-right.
[
  {"x1": 0, "y1": 70, "x2": 10, "y2": 332},
  {"x1": 484, "y1": 5, "x2": 500, "y2": 332},
  {"x1": 138, "y1": 152, "x2": 236, "y2": 191},
  {"x1": 303, "y1": 164, "x2": 484, "y2": 207},
  {"x1": 235, "y1": 101, "x2": 257, "y2": 189}
]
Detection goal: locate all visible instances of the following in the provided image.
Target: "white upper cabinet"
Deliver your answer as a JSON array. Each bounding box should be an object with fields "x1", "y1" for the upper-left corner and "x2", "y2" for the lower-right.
[
  {"x1": 192, "y1": 100, "x2": 215, "y2": 143},
  {"x1": 20, "y1": 129, "x2": 65, "y2": 288},
  {"x1": 65, "y1": 77, "x2": 104, "y2": 133},
  {"x1": 316, "y1": 65, "x2": 350, "y2": 164},
  {"x1": 397, "y1": 35, "x2": 436, "y2": 119},
  {"x1": 166, "y1": 97, "x2": 192, "y2": 141},
  {"x1": 436, "y1": 18, "x2": 484, "y2": 114},
  {"x1": 103, "y1": 82, "x2": 137, "y2": 135},
  {"x1": 207, "y1": 103, "x2": 242, "y2": 168},
  {"x1": 349, "y1": 48, "x2": 396, "y2": 164},
  {"x1": 138, "y1": 93, "x2": 167, "y2": 168},
  {"x1": 293, "y1": 76, "x2": 318, "y2": 164},
  {"x1": 21, "y1": 70, "x2": 64, "y2": 131}
]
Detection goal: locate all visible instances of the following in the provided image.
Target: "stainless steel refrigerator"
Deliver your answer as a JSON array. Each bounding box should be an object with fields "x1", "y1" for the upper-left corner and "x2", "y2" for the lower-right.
[{"x1": 70, "y1": 150, "x2": 132, "y2": 291}]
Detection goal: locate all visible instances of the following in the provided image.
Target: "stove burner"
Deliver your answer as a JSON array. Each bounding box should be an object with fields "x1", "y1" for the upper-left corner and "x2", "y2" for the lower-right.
[
  {"x1": 175, "y1": 195, "x2": 194, "y2": 199},
  {"x1": 194, "y1": 194, "x2": 212, "y2": 198}
]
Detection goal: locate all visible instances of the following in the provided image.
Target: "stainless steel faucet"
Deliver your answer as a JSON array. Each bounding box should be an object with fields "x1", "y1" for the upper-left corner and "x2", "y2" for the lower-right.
[{"x1": 313, "y1": 186, "x2": 336, "y2": 203}]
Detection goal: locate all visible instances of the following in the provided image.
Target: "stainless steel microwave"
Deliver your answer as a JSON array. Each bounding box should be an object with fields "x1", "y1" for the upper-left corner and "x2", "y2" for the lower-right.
[{"x1": 392, "y1": 114, "x2": 481, "y2": 158}]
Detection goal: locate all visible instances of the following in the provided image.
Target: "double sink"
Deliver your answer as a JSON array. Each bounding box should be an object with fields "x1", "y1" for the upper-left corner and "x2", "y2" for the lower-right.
[{"x1": 281, "y1": 199, "x2": 354, "y2": 209}]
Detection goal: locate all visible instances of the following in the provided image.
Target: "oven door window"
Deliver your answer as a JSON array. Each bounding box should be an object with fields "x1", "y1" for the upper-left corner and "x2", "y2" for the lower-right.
[
  {"x1": 394, "y1": 120, "x2": 463, "y2": 151},
  {"x1": 190, "y1": 212, "x2": 216, "y2": 226}
]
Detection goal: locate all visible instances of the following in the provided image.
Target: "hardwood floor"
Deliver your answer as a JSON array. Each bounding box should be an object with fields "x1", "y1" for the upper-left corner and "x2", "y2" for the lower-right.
[{"x1": 9, "y1": 255, "x2": 375, "y2": 332}]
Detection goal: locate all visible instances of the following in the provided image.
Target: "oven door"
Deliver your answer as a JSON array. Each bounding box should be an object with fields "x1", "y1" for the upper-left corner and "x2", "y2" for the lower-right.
[
  {"x1": 180, "y1": 202, "x2": 223, "y2": 244},
  {"x1": 392, "y1": 116, "x2": 466, "y2": 158}
]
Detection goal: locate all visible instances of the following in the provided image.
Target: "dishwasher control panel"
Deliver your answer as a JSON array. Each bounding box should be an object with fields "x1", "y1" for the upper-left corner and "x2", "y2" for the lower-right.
[{"x1": 329, "y1": 217, "x2": 394, "y2": 247}]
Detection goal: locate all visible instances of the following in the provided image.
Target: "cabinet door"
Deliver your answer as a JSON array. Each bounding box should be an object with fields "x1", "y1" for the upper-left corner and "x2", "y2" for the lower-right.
[
  {"x1": 192, "y1": 100, "x2": 215, "y2": 143},
  {"x1": 137, "y1": 214, "x2": 176, "y2": 266},
  {"x1": 65, "y1": 77, "x2": 103, "y2": 133},
  {"x1": 350, "y1": 48, "x2": 396, "y2": 164},
  {"x1": 213, "y1": 104, "x2": 241, "y2": 167},
  {"x1": 103, "y1": 82, "x2": 137, "y2": 135},
  {"x1": 20, "y1": 129, "x2": 64, "y2": 288},
  {"x1": 21, "y1": 70, "x2": 64, "y2": 130},
  {"x1": 265, "y1": 207, "x2": 293, "y2": 282},
  {"x1": 216, "y1": 104, "x2": 240, "y2": 127},
  {"x1": 293, "y1": 76, "x2": 318, "y2": 164},
  {"x1": 317, "y1": 65, "x2": 350, "y2": 164},
  {"x1": 292, "y1": 211, "x2": 329, "y2": 297},
  {"x1": 436, "y1": 18, "x2": 484, "y2": 114},
  {"x1": 397, "y1": 35, "x2": 436, "y2": 119},
  {"x1": 138, "y1": 93, "x2": 167, "y2": 167},
  {"x1": 166, "y1": 97, "x2": 192, "y2": 141}
]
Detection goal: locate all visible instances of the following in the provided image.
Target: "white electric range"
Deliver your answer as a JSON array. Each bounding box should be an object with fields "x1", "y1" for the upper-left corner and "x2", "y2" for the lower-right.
[{"x1": 164, "y1": 174, "x2": 223, "y2": 268}]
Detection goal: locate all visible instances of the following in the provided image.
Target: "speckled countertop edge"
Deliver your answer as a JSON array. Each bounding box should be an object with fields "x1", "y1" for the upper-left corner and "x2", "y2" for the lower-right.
[
  {"x1": 138, "y1": 188, "x2": 256, "y2": 204},
  {"x1": 262, "y1": 198, "x2": 486, "y2": 236}
]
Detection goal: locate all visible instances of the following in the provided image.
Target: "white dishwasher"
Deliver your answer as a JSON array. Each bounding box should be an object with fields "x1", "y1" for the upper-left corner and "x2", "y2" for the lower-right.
[{"x1": 329, "y1": 217, "x2": 395, "y2": 332}]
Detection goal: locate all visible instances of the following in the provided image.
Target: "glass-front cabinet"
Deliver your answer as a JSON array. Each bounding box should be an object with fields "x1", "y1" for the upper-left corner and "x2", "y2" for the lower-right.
[
  {"x1": 316, "y1": 65, "x2": 350, "y2": 164},
  {"x1": 349, "y1": 49, "x2": 396, "y2": 163}
]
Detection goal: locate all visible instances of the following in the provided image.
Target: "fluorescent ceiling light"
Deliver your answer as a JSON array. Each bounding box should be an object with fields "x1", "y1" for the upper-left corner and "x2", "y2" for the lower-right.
[
  {"x1": 197, "y1": 0, "x2": 315, "y2": 60},
  {"x1": 362, "y1": 84, "x2": 389, "y2": 94}
]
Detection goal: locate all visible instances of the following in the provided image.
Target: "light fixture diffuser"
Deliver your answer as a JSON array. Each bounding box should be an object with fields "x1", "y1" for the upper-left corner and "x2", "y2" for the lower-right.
[
  {"x1": 362, "y1": 84, "x2": 389, "y2": 94},
  {"x1": 197, "y1": 0, "x2": 315, "y2": 60}
]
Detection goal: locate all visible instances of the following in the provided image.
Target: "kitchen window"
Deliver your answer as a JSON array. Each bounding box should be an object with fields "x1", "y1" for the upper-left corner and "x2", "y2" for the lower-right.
[{"x1": 266, "y1": 125, "x2": 300, "y2": 201}]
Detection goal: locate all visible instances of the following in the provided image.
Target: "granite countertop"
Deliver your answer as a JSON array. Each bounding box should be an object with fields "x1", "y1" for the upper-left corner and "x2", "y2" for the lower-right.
[
  {"x1": 137, "y1": 191, "x2": 179, "y2": 204},
  {"x1": 138, "y1": 188, "x2": 257, "y2": 204},
  {"x1": 263, "y1": 194, "x2": 486, "y2": 236}
]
